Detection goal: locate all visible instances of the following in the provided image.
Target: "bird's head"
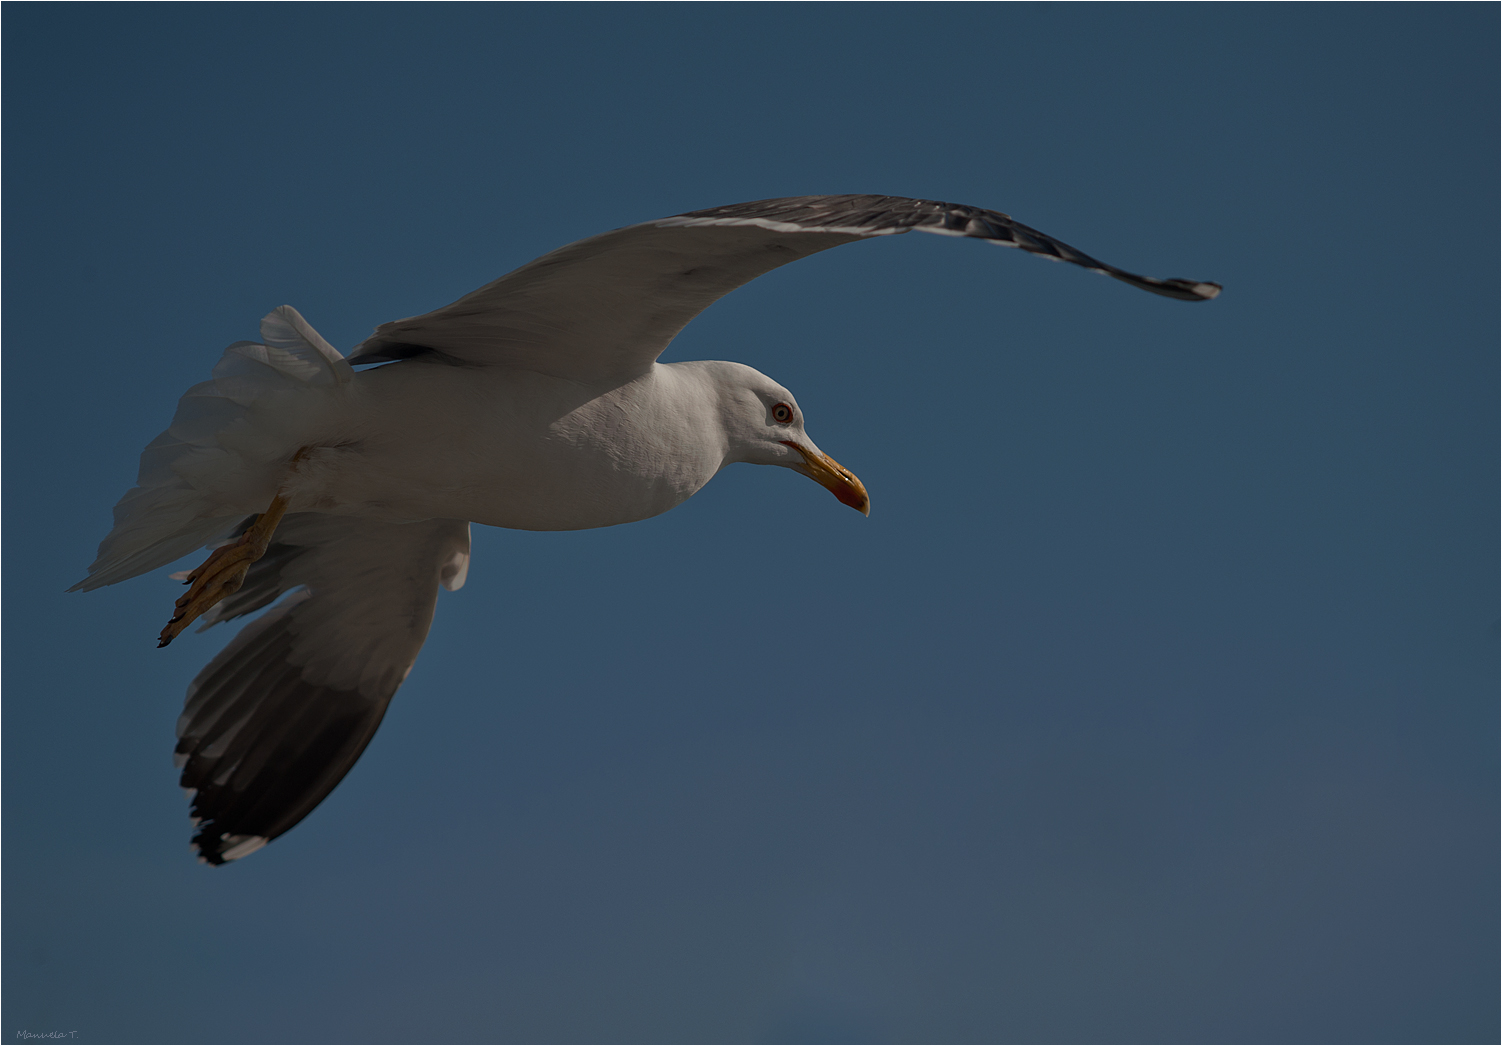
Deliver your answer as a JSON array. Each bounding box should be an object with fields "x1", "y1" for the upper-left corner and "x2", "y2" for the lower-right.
[{"x1": 709, "y1": 362, "x2": 870, "y2": 516}]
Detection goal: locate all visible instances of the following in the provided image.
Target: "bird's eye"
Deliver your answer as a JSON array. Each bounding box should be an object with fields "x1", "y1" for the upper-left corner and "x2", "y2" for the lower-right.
[{"x1": 772, "y1": 402, "x2": 794, "y2": 424}]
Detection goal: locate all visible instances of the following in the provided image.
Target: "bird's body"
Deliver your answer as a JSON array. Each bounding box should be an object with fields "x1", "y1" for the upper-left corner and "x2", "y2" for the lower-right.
[
  {"x1": 74, "y1": 194, "x2": 1218, "y2": 864},
  {"x1": 245, "y1": 359, "x2": 748, "y2": 530}
]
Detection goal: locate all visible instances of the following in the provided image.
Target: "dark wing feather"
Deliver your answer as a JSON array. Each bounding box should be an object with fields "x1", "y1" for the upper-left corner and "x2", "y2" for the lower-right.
[
  {"x1": 668, "y1": 195, "x2": 1222, "y2": 301},
  {"x1": 176, "y1": 513, "x2": 470, "y2": 864},
  {"x1": 349, "y1": 194, "x2": 1219, "y2": 382}
]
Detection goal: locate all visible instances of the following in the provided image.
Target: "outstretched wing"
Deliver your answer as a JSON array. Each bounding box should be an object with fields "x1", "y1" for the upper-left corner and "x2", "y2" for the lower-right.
[
  {"x1": 349, "y1": 194, "x2": 1220, "y2": 382},
  {"x1": 176, "y1": 513, "x2": 470, "y2": 864}
]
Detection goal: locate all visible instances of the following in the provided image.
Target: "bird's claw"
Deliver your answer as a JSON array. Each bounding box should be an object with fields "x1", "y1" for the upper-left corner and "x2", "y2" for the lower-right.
[
  {"x1": 156, "y1": 491, "x2": 291, "y2": 648},
  {"x1": 157, "y1": 541, "x2": 261, "y2": 647}
]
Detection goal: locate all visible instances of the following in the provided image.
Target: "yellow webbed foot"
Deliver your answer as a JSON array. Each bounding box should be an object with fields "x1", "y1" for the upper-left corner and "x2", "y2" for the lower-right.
[{"x1": 158, "y1": 493, "x2": 290, "y2": 647}]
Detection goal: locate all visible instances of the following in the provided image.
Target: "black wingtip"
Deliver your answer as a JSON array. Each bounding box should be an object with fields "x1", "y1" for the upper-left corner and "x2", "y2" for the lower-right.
[
  {"x1": 1170, "y1": 279, "x2": 1223, "y2": 301},
  {"x1": 192, "y1": 829, "x2": 270, "y2": 865},
  {"x1": 176, "y1": 607, "x2": 401, "y2": 867},
  {"x1": 1108, "y1": 272, "x2": 1223, "y2": 302}
]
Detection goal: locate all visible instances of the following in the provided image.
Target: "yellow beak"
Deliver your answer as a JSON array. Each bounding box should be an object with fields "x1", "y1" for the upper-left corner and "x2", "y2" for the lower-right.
[{"x1": 780, "y1": 440, "x2": 870, "y2": 516}]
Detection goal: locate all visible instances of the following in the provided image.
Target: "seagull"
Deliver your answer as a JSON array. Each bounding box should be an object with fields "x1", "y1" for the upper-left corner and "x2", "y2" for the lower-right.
[{"x1": 72, "y1": 194, "x2": 1220, "y2": 864}]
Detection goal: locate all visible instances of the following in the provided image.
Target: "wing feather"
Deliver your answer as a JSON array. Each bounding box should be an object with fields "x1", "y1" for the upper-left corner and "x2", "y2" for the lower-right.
[
  {"x1": 176, "y1": 513, "x2": 470, "y2": 864},
  {"x1": 349, "y1": 194, "x2": 1219, "y2": 381}
]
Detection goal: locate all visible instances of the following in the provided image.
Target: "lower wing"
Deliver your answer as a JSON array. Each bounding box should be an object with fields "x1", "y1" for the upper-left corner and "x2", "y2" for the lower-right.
[{"x1": 176, "y1": 512, "x2": 470, "y2": 864}]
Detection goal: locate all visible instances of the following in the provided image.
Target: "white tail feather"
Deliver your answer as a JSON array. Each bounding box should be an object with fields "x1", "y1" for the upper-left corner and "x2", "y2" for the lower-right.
[{"x1": 71, "y1": 307, "x2": 347, "y2": 592}]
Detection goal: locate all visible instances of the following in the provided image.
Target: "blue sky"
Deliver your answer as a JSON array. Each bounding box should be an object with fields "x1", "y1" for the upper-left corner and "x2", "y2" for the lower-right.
[{"x1": 4, "y1": 4, "x2": 1495, "y2": 1043}]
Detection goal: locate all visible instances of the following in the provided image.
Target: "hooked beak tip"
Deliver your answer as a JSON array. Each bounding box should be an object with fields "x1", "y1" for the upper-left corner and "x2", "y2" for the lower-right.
[{"x1": 780, "y1": 440, "x2": 870, "y2": 516}]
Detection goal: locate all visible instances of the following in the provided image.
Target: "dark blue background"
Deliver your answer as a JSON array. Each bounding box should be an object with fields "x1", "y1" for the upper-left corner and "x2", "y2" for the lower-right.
[{"x1": 5, "y1": 4, "x2": 1495, "y2": 1043}]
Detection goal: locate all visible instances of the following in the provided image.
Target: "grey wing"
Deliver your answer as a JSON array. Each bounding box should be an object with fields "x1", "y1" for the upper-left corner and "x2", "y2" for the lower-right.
[
  {"x1": 176, "y1": 513, "x2": 470, "y2": 865},
  {"x1": 349, "y1": 194, "x2": 1220, "y2": 382}
]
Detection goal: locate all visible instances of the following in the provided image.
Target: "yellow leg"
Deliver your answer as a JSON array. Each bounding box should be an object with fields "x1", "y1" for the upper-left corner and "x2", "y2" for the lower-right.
[{"x1": 157, "y1": 491, "x2": 291, "y2": 648}]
